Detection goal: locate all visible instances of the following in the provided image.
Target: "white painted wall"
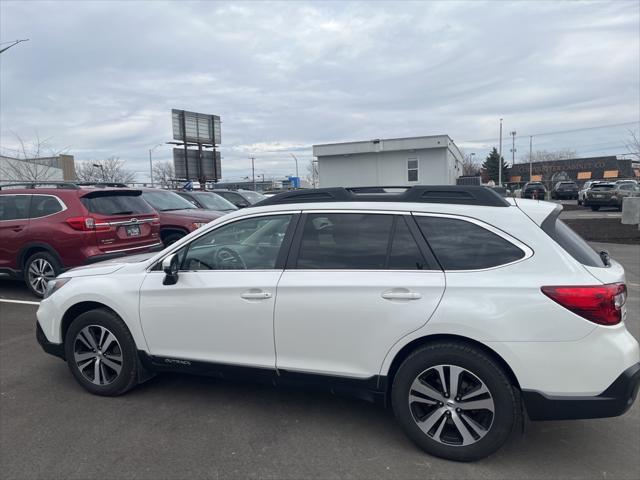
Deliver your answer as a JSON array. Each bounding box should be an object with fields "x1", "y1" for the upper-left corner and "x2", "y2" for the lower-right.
[
  {"x1": 0, "y1": 156, "x2": 63, "y2": 184},
  {"x1": 318, "y1": 147, "x2": 454, "y2": 187}
]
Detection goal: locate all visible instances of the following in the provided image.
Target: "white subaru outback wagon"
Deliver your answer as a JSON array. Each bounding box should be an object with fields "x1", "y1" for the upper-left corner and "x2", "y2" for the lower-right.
[{"x1": 36, "y1": 186, "x2": 639, "y2": 461}]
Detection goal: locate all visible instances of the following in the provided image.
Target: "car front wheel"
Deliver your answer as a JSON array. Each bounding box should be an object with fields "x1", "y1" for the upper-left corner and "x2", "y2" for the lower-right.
[
  {"x1": 391, "y1": 342, "x2": 521, "y2": 462},
  {"x1": 64, "y1": 309, "x2": 139, "y2": 396}
]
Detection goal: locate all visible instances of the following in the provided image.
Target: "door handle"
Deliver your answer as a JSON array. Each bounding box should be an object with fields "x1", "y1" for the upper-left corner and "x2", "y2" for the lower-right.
[
  {"x1": 381, "y1": 290, "x2": 422, "y2": 300},
  {"x1": 240, "y1": 291, "x2": 272, "y2": 300},
  {"x1": 12, "y1": 227, "x2": 24, "y2": 232}
]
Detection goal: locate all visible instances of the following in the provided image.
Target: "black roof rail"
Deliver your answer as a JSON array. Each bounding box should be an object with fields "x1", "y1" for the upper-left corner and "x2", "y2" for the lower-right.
[
  {"x1": 253, "y1": 185, "x2": 510, "y2": 207},
  {"x1": 0, "y1": 181, "x2": 80, "y2": 190},
  {"x1": 75, "y1": 182, "x2": 130, "y2": 188}
]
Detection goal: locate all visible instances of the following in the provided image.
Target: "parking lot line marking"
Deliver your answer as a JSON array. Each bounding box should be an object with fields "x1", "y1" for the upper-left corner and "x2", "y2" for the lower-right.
[{"x1": 0, "y1": 298, "x2": 40, "y2": 306}]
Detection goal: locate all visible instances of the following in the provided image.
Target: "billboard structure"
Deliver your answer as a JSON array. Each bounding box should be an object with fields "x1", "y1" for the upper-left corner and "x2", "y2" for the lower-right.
[
  {"x1": 173, "y1": 149, "x2": 221, "y2": 181},
  {"x1": 170, "y1": 109, "x2": 221, "y2": 184}
]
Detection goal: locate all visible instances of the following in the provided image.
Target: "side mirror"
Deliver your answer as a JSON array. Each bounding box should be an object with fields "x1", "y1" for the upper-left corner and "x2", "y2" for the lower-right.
[{"x1": 162, "y1": 253, "x2": 179, "y2": 285}]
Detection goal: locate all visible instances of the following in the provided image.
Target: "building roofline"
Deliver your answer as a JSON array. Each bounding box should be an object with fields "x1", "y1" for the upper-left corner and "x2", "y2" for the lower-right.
[{"x1": 313, "y1": 134, "x2": 453, "y2": 149}]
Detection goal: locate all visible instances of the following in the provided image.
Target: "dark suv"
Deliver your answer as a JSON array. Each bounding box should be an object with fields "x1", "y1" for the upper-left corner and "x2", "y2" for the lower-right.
[
  {"x1": 551, "y1": 181, "x2": 579, "y2": 200},
  {"x1": 139, "y1": 189, "x2": 224, "y2": 246},
  {"x1": 521, "y1": 182, "x2": 547, "y2": 199},
  {"x1": 0, "y1": 183, "x2": 161, "y2": 296},
  {"x1": 585, "y1": 182, "x2": 640, "y2": 211}
]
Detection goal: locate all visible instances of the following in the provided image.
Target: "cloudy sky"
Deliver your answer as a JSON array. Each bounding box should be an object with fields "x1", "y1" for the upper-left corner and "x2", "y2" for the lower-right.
[{"x1": 1, "y1": 0, "x2": 638, "y2": 183}]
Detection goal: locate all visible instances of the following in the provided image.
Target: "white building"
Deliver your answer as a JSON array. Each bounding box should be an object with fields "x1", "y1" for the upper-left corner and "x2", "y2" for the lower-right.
[
  {"x1": 313, "y1": 135, "x2": 464, "y2": 188},
  {"x1": 0, "y1": 154, "x2": 76, "y2": 184}
]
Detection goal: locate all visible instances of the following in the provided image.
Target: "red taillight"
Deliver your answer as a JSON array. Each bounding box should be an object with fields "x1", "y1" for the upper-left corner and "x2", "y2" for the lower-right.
[
  {"x1": 541, "y1": 283, "x2": 627, "y2": 326},
  {"x1": 65, "y1": 216, "x2": 110, "y2": 231}
]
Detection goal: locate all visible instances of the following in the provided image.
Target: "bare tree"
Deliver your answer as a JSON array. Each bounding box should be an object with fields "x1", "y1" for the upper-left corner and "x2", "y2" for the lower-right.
[
  {"x1": 305, "y1": 158, "x2": 318, "y2": 188},
  {"x1": 523, "y1": 149, "x2": 577, "y2": 163},
  {"x1": 0, "y1": 133, "x2": 67, "y2": 182},
  {"x1": 462, "y1": 154, "x2": 481, "y2": 176},
  {"x1": 624, "y1": 129, "x2": 640, "y2": 161},
  {"x1": 75, "y1": 157, "x2": 136, "y2": 184},
  {"x1": 152, "y1": 161, "x2": 175, "y2": 188}
]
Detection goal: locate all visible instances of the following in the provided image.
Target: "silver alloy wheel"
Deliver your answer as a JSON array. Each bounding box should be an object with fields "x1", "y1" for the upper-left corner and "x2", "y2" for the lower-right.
[
  {"x1": 408, "y1": 364, "x2": 495, "y2": 446},
  {"x1": 73, "y1": 325, "x2": 123, "y2": 386},
  {"x1": 27, "y1": 258, "x2": 56, "y2": 296}
]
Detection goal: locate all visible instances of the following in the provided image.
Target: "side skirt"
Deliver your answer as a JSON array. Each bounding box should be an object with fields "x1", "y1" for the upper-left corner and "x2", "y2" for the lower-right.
[{"x1": 137, "y1": 351, "x2": 387, "y2": 405}]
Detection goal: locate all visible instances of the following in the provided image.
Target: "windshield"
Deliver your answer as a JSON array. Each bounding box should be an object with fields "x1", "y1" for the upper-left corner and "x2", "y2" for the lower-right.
[
  {"x1": 142, "y1": 190, "x2": 197, "y2": 211},
  {"x1": 238, "y1": 190, "x2": 266, "y2": 203},
  {"x1": 194, "y1": 192, "x2": 238, "y2": 211}
]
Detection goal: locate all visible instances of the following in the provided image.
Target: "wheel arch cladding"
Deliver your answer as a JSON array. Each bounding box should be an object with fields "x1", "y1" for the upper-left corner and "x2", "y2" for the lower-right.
[
  {"x1": 20, "y1": 243, "x2": 62, "y2": 269},
  {"x1": 384, "y1": 334, "x2": 522, "y2": 393},
  {"x1": 61, "y1": 302, "x2": 123, "y2": 343}
]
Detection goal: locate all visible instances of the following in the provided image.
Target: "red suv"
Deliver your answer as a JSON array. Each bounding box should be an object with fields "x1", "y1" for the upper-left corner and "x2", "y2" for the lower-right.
[
  {"x1": 0, "y1": 184, "x2": 162, "y2": 297},
  {"x1": 139, "y1": 188, "x2": 224, "y2": 246}
]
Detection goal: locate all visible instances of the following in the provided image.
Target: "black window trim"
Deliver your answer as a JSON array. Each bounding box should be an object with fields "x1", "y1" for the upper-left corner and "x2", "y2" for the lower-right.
[
  {"x1": 412, "y1": 212, "x2": 534, "y2": 272},
  {"x1": 147, "y1": 210, "x2": 301, "y2": 273},
  {"x1": 285, "y1": 209, "x2": 441, "y2": 271},
  {"x1": 0, "y1": 193, "x2": 67, "y2": 222}
]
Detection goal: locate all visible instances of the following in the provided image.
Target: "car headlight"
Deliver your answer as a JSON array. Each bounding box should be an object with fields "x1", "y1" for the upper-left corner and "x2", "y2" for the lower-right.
[
  {"x1": 43, "y1": 278, "x2": 71, "y2": 299},
  {"x1": 191, "y1": 222, "x2": 207, "y2": 230}
]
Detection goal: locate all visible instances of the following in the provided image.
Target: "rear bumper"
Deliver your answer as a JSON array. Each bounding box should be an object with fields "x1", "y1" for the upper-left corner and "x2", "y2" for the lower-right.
[
  {"x1": 522, "y1": 363, "x2": 640, "y2": 420},
  {"x1": 585, "y1": 197, "x2": 619, "y2": 206},
  {"x1": 36, "y1": 321, "x2": 65, "y2": 360},
  {"x1": 84, "y1": 242, "x2": 163, "y2": 264}
]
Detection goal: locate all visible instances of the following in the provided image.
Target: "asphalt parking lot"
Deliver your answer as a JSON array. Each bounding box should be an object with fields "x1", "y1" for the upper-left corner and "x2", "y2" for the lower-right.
[{"x1": 1, "y1": 242, "x2": 639, "y2": 479}]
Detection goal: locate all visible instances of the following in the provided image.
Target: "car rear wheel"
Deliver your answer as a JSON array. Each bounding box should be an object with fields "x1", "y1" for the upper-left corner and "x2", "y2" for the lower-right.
[
  {"x1": 391, "y1": 342, "x2": 521, "y2": 462},
  {"x1": 24, "y1": 251, "x2": 60, "y2": 298},
  {"x1": 64, "y1": 309, "x2": 139, "y2": 396}
]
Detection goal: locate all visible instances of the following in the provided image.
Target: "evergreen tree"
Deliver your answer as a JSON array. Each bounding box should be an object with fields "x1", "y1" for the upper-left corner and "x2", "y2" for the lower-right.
[{"x1": 482, "y1": 147, "x2": 510, "y2": 183}]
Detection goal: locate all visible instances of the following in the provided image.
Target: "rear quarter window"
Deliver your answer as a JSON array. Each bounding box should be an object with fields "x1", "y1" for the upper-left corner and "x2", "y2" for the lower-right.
[
  {"x1": 542, "y1": 215, "x2": 604, "y2": 267},
  {"x1": 415, "y1": 216, "x2": 526, "y2": 270}
]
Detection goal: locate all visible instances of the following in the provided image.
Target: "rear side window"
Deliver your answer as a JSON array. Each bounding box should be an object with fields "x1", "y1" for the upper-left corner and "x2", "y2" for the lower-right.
[
  {"x1": 30, "y1": 195, "x2": 63, "y2": 218},
  {"x1": 81, "y1": 193, "x2": 155, "y2": 215},
  {"x1": 415, "y1": 216, "x2": 526, "y2": 270},
  {"x1": 0, "y1": 195, "x2": 30, "y2": 221},
  {"x1": 543, "y1": 216, "x2": 604, "y2": 267},
  {"x1": 296, "y1": 213, "x2": 392, "y2": 269}
]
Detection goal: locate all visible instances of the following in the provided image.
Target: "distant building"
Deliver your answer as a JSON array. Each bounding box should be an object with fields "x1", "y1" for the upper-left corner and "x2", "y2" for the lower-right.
[
  {"x1": 313, "y1": 135, "x2": 464, "y2": 188},
  {"x1": 509, "y1": 156, "x2": 639, "y2": 185},
  {"x1": 0, "y1": 154, "x2": 76, "y2": 183}
]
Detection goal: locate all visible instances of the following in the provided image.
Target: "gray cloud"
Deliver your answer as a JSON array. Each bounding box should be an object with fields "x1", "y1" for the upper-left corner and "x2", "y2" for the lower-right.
[{"x1": 1, "y1": 0, "x2": 638, "y2": 182}]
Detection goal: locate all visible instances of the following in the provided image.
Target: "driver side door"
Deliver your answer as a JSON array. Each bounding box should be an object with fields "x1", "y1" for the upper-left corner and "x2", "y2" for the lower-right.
[{"x1": 139, "y1": 212, "x2": 297, "y2": 368}]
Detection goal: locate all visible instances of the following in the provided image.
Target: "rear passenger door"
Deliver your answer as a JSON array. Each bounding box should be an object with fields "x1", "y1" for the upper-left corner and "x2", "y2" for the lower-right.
[
  {"x1": 273, "y1": 211, "x2": 445, "y2": 379},
  {"x1": 0, "y1": 194, "x2": 31, "y2": 272}
]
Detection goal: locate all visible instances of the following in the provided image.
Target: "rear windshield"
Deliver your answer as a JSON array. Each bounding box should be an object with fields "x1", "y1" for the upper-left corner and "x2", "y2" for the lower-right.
[
  {"x1": 592, "y1": 184, "x2": 614, "y2": 190},
  {"x1": 542, "y1": 214, "x2": 605, "y2": 267},
  {"x1": 81, "y1": 192, "x2": 155, "y2": 215},
  {"x1": 193, "y1": 192, "x2": 238, "y2": 211},
  {"x1": 142, "y1": 190, "x2": 196, "y2": 211}
]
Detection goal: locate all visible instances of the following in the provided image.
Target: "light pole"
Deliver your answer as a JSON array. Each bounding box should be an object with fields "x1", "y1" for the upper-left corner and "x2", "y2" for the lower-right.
[
  {"x1": 93, "y1": 163, "x2": 105, "y2": 182},
  {"x1": 148, "y1": 143, "x2": 162, "y2": 187},
  {"x1": 510, "y1": 130, "x2": 517, "y2": 167},
  {"x1": 249, "y1": 156, "x2": 256, "y2": 191},
  {"x1": 498, "y1": 118, "x2": 503, "y2": 186},
  {"x1": 289, "y1": 153, "x2": 299, "y2": 179},
  {"x1": 529, "y1": 136, "x2": 533, "y2": 181},
  {"x1": 0, "y1": 39, "x2": 29, "y2": 54}
]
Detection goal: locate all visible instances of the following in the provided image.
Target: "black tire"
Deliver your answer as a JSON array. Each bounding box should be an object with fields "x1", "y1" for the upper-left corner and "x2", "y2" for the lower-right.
[
  {"x1": 590, "y1": 205, "x2": 600, "y2": 211},
  {"x1": 24, "y1": 251, "x2": 61, "y2": 298},
  {"x1": 162, "y1": 232, "x2": 185, "y2": 247},
  {"x1": 391, "y1": 342, "x2": 521, "y2": 462},
  {"x1": 64, "y1": 309, "x2": 139, "y2": 396}
]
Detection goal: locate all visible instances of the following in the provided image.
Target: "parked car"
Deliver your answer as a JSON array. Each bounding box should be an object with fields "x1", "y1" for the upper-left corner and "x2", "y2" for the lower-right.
[
  {"x1": 0, "y1": 183, "x2": 161, "y2": 296},
  {"x1": 36, "y1": 185, "x2": 639, "y2": 462},
  {"x1": 550, "y1": 181, "x2": 578, "y2": 200},
  {"x1": 615, "y1": 179, "x2": 638, "y2": 187},
  {"x1": 584, "y1": 182, "x2": 639, "y2": 211},
  {"x1": 578, "y1": 180, "x2": 604, "y2": 205},
  {"x1": 174, "y1": 190, "x2": 238, "y2": 212},
  {"x1": 211, "y1": 189, "x2": 266, "y2": 208},
  {"x1": 139, "y1": 189, "x2": 224, "y2": 246},
  {"x1": 521, "y1": 181, "x2": 546, "y2": 199}
]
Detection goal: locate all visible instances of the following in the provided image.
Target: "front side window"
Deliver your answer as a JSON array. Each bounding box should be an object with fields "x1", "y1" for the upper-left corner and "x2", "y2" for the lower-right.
[
  {"x1": 30, "y1": 195, "x2": 63, "y2": 218},
  {"x1": 408, "y1": 158, "x2": 418, "y2": 182},
  {"x1": 181, "y1": 214, "x2": 292, "y2": 271},
  {"x1": 415, "y1": 216, "x2": 526, "y2": 270},
  {"x1": 0, "y1": 195, "x2": 31, "y2": 221}
]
